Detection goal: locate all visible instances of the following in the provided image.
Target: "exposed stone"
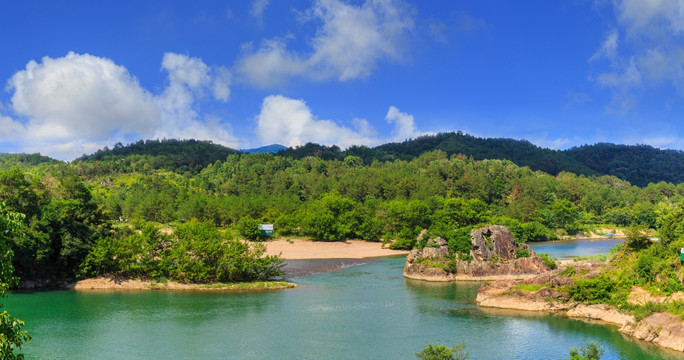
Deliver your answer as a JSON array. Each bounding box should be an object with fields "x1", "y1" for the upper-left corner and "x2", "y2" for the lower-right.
[
  {"x1": 404, "y1": 255, "x2": 550, "y2": 281},
  {"x1": 406, "y1": 249, "x2": 422, "y2": 263},
  {"x1": 417, "y1": 229, "x2": 429, "y2": 242},
  {"x1": 428, "y1": 237, "x2": 448, "y2": 247},
  {"x1": 422, "y1": 244, "x2": 449, "y2": 259},
  {"x1": 567, "y1": 304, "x2": 634, "y2": 326},
  {"x1": 470, "y1": 225, "x2": 518, "y2": 261},
  {"x1": 628, "y1": 286, "x2": 684, "y2": 306},
  {"x1": 622, "y1": 313, "x2": 684, "y2": 352},
  {"x1": 474, "y1": 260, "x2": 684, "y2": 353},
  {"x1": 404, "y1": 225, "x2": 550, "y2": 281}
]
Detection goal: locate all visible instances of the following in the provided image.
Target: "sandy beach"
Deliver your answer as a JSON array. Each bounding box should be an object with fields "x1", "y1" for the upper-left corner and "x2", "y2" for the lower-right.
[{"x1": 264, "y1": 238, "x2": 409, "y2": 259}]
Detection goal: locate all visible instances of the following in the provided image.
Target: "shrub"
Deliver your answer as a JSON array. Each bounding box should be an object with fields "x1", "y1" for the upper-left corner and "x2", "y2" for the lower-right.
[
  {"x1": 538, "y1": 253, "x2": 557, "y2": 270},
  {"x1": 416, "y1": 342, "x2": 469, "y2": 360},
  {"x1": 390, "y1": 227, "x2": 421, "y2": 250},
  {"x1": 567, "y1": 274, "x2": 624, "y2": 304},
  {"x1": 565, "y1": 342, "x2": 604, "y2": 360},
  {"x1": 237, "y1": 217, "x2": 262, "y2": 241}
]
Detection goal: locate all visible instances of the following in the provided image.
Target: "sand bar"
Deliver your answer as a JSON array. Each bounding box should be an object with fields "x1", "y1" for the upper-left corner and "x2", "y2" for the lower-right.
[{"x1": 264, "y1": 238, "x2": 408, "y2": 260}]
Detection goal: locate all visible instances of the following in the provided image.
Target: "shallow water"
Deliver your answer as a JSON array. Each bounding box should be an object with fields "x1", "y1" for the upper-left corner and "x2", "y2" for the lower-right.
[
  {"x1": 6, "y1": 256, "x2": 684, "y2": 360},
  {"x1": 529, "y1": 238, "x2": 624, "y2": 260}
]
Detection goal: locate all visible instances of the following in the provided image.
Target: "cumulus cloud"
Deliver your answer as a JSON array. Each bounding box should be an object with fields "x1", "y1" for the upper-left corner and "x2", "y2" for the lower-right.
[
  {"x1": 2, "y1": 52, "x2": 236, "y2": 160},
  {"x1": 255, "y1": 95, "x2": 421, "y2": 148},
  {"x1": 8, "y1": 52, "x2": 160, "y2": 142},
  {"x1": 385, "y1": 105, "x2": 420, "y2": 141},
  {"x1": 255, "y1": 95, "x2": 375, "y2": 148},
  {"x1": 236, "y1": 0, "x2": 415, "y2": 87},
  {"x1": 590, "y1": 0, "x2": 684, "y2": 112}
]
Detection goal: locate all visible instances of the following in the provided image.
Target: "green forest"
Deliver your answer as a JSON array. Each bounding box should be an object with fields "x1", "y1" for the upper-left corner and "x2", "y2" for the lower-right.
[{"x1": 1, "y1": 137, "x2": 683, "y2": 288}]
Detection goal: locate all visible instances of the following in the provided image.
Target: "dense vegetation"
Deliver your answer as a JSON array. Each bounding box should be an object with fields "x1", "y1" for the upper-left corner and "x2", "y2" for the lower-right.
[
  {"x1": 73, "y1": 139, "x2": 240, "y2": 175},
  {"x1": 1, "y1": 137, "x2": 683, "y2": 288},
  {"x1": 276, "y1": 132, "x2": 684, "y2": 186},
  {"x1": 0, "y1": 203, "x2": 30, "y2": 359}
]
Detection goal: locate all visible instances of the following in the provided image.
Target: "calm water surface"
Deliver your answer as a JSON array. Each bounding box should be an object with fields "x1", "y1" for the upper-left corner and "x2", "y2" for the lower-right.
[
  {"x1": 7, "y1": 251, "x2": 683, "y2": 359},
  {"x1": 529, "y1": 238, "x2": 624, "y2": 260}
]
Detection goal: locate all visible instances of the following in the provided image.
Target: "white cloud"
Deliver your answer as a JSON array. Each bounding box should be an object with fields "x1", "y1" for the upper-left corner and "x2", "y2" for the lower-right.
[
  {"x1": 8, "y1": 52, "x2": 160, "y2": 142},
  {"x1": 249, "y1": 0, "x2": 270, "y2": 22},
  {"x1": 255, "y1": 95, "x2": 422, "y2": 149},
  {"x1": 2, "y1": 52, "x2": 236, "y2": 160},
  {"x1": 590, "y1": 0, "x2": 684, "y2": 111},
  {"x1": 255, "y1": 95, "x2": 375, "y2": 148},
  {"x1": 385, "y1": 105, "x2": 420, "y2": 141},
  {"x1": 236, "y1": 0, "x2": 414, "y2": 87},
  {"x1": 589, "y1": 29, "x2": 619, "y2": 63}
]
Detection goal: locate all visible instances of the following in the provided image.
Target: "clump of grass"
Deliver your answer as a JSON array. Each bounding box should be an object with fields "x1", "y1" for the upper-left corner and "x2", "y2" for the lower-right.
[
  {"x1": 559, "y1": 266, "x2": 576, "y2": 277},
  {"x1": 513, "y1": 284, "x2": 543, "y2": 292},
  {"x1": 573, "y1": 254, "x2": 611, "y2": 262},
  {"x1": 538, "y1": 253, "x2": 557, "y2": 269},
  {"x1": 199, "y1": 281, "x2": 296, "y2": 290}
]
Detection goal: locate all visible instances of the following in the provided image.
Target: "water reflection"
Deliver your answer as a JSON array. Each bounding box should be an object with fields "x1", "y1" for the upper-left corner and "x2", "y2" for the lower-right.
[{"x1": 529, "y1": 238, "x2": 624, "y2": 259}]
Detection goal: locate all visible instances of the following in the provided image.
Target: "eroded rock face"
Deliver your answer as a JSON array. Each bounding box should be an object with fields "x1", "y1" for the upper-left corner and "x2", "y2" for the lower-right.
[
  {"x1": 622, "y1": 313, "x2": 684, "y2": 352},
  {"x1": 422, "y1": 237, "x2": 449, "y2": 259},
  {"x1": 403, "y1": 225, "x2": 550, "y2": 281},
  {"x1": 470, "y1": 225, "x2": 534, "y2": 261}
]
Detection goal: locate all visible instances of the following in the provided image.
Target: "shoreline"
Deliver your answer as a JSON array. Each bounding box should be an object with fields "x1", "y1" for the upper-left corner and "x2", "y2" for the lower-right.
[
  {"x1": 70, "y1": 277, "x2": 296, "y2": 291},
  {"x1": 263, "y1": 238, "x2": 409, "y2": 260}
]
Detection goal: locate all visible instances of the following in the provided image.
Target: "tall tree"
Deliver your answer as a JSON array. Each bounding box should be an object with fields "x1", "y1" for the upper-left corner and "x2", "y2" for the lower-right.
[{"x1": 0, "y1": 202, "x2": 30, "y2": 359}]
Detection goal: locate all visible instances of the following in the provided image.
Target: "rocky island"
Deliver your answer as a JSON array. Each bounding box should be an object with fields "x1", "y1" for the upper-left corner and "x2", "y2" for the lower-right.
[{"x1": 403, "y1": 225, "x2": 551, "y2": 281}]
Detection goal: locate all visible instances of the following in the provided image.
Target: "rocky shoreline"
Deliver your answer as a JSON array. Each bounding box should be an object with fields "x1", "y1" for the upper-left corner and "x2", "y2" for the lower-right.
[
  {"x1": 403, "y1": 225, "x2": 551, "y2": 281},
  {"x1": 402, "y1": 225, "x2": 684, "y2": 353},
  {"x1": 476, "y1": 261, "x2": 684, "y2": 353}
]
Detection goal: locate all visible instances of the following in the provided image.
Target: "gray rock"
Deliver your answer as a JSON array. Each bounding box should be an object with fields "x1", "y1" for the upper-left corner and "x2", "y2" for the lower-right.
[
  {"x1": 406, "y1": 249, "x2": 421, "y2": 262},
  {"x1": 470, "y1": 225, "x2": 518, "y2": 261},
  {"x1": 428, "y1": 237, "x2": 448, "y2": 247},
  {"x1": 422, "y1": 245, "x2": 449, "y2": 259}
]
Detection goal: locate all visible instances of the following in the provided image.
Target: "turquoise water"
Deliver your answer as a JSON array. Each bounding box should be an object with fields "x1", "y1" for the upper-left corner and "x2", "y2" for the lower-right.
[
  {"x1": 529, "y1": 238, "x2": 624, "y2": 260},
  {"x1": 6, "y1": 256, "x2": 684, "y2": 360}
]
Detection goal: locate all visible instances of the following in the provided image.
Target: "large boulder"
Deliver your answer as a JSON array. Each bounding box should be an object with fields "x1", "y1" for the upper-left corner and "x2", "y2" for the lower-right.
[
  {"x1": 422, "y1": 237, "x2": 449, "y2": 259},
  {"x1": 471, "y1": 225, "x2": 528, "y2": 261}
]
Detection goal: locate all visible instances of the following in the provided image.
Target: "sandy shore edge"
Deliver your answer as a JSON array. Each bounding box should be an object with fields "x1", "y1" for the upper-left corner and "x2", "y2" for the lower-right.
[
  {"x1": 71, "y1": 277, "x2": 296, "y2": 291},
  {"x1": 264, "y1": 238, "x2": 409, "y2": 260}
]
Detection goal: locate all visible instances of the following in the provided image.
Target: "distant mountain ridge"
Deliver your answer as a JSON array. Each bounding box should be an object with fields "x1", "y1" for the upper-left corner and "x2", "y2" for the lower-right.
[
  {"x1": 276, "y1": 132, "x2": 684, "y2": 186},
  {"x1": 6, "y1": 133, "x2": 684, "y2": 186},
  {"x1": 241, "y1": 144, "x2": 287, "y2": 154}
]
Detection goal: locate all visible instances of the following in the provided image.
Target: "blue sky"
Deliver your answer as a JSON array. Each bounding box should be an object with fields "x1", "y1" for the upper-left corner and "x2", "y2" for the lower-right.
[{"x1": 1, "y1": 0, "x2": 683, "y2": 160}]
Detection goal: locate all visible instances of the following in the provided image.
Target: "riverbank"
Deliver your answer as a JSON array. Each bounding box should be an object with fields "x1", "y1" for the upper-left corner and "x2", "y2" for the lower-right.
[
  {"x1": 475, "y1": 261, "x2": 684, "y2": 353},
  {"x1": 71, "y1": 277, "x2": 296, "y2": 291},
  {"x1": 264, "y1": 238, "x2": 409, "y2": 259}
]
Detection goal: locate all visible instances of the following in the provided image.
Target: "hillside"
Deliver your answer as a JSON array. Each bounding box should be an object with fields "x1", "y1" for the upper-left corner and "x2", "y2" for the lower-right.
[
  {"x1": 9, "y1": 132, "x2": 684, "y2": 186},
  {"x1": 73, "y1": 139, "x2": 240, "y2": 174},
  {"x1": 0, "y1": 153, "x2": 61, "y2": 171},
  {"x1": 277, "y1": 132, "x2": 684, "y2": 186},
  {"x1": 566, "y1": 143, "x2": 684, "y2": 187}
]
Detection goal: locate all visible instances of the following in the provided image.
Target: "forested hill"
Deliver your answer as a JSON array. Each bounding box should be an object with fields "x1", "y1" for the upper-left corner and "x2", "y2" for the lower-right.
[
  {"x1": 15, "y1": 133, "x2": 684, "y2": 186},
  {"x1": 565, "y1": 143, "x2": 684, "y2": 187},
  {"x1": 277, "y1": 132, "x2": 684, "y2": 186},
  {"x1": 276, "y1": 133, "x2": 596, "y2": 175},
  {"x1": 73, "y1": 139, "x2": 240, "y2": 174},
  {"x1": 0, "y1": 153, "x2": 60, "y2": 171}
]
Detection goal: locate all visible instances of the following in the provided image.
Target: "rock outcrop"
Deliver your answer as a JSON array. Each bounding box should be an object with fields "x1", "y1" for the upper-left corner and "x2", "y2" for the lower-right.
[
  {"x1": 471, "y1": 225, "x2": 533, "y2": 261},
  {"x1": 475, "y1": 261, "x2": 684, "y2": 353},
  {"x1": 403, "y1": 225, "x2": 550, "y2": 281}
]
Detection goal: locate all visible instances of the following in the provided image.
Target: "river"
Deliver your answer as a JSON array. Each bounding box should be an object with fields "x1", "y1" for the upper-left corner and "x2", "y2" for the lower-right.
[{"x1": 6, "y1": 239, "x2": 684, "y2": 359}]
